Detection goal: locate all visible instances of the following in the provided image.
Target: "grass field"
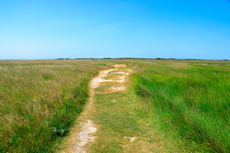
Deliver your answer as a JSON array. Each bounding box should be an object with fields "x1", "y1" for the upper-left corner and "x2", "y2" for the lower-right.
[
  {"x1": 132, "y1": 60, "x2": 230, "y2": 152},
  {"x1": 0, "y1": 60, "x2": 110, "y2": 152},
  {"x1": 1, "y1": 59, "x2": 229, "y2": 152}
]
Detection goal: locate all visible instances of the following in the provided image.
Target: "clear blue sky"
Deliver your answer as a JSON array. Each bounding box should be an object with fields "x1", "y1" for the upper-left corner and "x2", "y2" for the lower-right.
[{"x1": 0, "y1": 0, "x2": 230, "y2": 60}]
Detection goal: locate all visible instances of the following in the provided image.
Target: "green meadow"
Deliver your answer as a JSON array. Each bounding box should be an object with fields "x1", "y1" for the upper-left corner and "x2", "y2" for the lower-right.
[
  {"x1": 132, "y1": 60, "x2": 230, "y2": 152},
  {"x1": 0, "y1": 59, "x2": 229, "y2": 152},
  {"x1": 0, "y1": 60, "x2": 110, "y2": 152}
]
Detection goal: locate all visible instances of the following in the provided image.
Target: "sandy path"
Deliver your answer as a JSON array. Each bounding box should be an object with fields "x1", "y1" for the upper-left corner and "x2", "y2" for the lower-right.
[
  {"x1": 59, "y1": 64, "x2": 129, "y2": 153},
  {"x1": 73, "y1": 68, "x2": 116, "y2": 153},
  {"x1": 59, "y1": 64, "x2": 166, "y2": 153}
]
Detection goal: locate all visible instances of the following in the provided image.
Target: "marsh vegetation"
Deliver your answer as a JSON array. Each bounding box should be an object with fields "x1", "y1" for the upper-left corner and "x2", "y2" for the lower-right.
[
  {"x1": 132, "y1": 60, "x2": 230, "y2": 152},
  {"x1": 0, "y1": 60, "x2": 110, "y2": 152},
  {"x1": 0, "y1": 59, "x2": 229, "y2": 152}
]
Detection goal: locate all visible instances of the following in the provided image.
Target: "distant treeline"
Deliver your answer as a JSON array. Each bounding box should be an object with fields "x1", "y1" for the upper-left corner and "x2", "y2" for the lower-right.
[{"x1": 55, "y1": 57, "x2": 230, "y2": 61}]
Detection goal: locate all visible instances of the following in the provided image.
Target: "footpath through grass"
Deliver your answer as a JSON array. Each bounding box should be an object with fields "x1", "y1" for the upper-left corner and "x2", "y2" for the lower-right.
[
  {"x1": 132, "y1": 60, "x2": 230, "y2": 152},
  {"x1": 1, "y1": 59, "x2": 229, "y2": 152},
  {"x1": 89, "y1": 65, "x2": 165, "y2": 152},
  {"x1": 0, "y1": 60, "x2": 110, "y2": 152}
]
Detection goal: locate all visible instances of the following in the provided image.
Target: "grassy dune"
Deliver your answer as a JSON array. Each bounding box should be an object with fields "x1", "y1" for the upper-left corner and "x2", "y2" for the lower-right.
[
  {"x1": 0, "y1": 60, "x2": 110, "y2": 152},
  {"x1": 132, "y1": 60, "x2": 230, "y2": 152}
]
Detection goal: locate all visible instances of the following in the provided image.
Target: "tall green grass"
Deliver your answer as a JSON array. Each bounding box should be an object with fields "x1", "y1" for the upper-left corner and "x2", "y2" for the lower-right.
[
  {"x1": 0, "y1": 60, "x2": 110, "y2": 152},
  {"x1": 132, "y1": 61, "x2": 230, "y2": 152}
]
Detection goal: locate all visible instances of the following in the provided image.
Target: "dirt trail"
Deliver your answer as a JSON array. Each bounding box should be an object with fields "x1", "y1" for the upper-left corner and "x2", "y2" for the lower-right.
[
  {"x1": 59, "y1": 64, "x2": 164, "y2": 152},
  {"x1": 59, "y1": 64, "x2": 130, "y2": 153}
]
